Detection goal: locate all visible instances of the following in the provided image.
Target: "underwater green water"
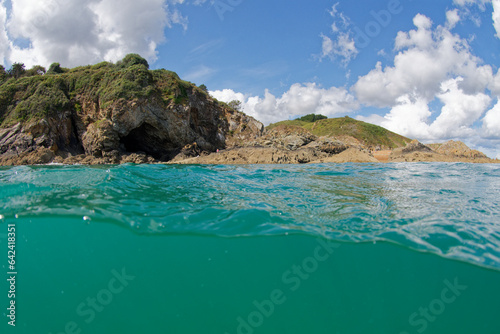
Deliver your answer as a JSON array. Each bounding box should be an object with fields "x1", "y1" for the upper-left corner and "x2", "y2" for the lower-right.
[{"x1": 1, "y1": 163, "x2": 500, "y2": 333}]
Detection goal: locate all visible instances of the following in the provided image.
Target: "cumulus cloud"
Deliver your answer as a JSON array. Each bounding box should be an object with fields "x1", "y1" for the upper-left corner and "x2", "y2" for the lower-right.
[
  {"x1": 432, "y1": 78, "x2": 491, "y2": 138},
  {"x1": 2, "y1": 0, "x2": 190, "y2": 68},
  {"x1": 361, "y1": 78, "x2": 491, "y2": 142},
  {"x1": 375, "y1": 95, "x2": 433, "y2": 140},
  {"x1": 354, "y1": 12, "x2": 498, "y2": 155},
  {"x1": 489, "y1": 69, "x2": 500, "y2": 97},
  {"x1": 483, "y1": 101, "x2": 500, "y2": 138},
  {"x1": 211, "y1": 83, "x2": 359, "y2": 125},
  {"x1": 353, "y1": 14, "x2": 493, "y2": 108},
  {"x1": 209, "y1": 89, "x2": 246, "y2": 106}
]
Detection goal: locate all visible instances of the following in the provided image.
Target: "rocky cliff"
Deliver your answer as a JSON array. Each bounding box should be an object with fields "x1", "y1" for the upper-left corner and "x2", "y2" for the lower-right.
[
  {"x1": 0, "y1": 55, "x2": 263, "y2": 166},
  {"x1": 0, "y1": 55, "x2": 497, "y2": 166}
]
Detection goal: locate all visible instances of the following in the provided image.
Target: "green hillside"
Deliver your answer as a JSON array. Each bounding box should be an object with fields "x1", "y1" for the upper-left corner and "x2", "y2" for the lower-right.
[
  {"x1": 267, "y1": 116, "x2": 411, "y2": 149},
  {"x1": 0, "y1": 54, "x2": 215, "y2": 127}
]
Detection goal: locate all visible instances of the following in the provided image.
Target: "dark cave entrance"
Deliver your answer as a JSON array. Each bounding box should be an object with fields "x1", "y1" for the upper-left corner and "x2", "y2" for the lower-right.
[{"x1": 120, "y1": 123, "x2": 175, "y2": 160}]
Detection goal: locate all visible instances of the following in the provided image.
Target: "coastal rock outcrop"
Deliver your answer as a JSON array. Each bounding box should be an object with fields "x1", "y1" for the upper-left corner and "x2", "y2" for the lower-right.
[
  {"x1": 389, "y1": 140, "x2": 433, "y2": 160},
  {"x1": 431, "y1": 140, "x2": 488, "y2": 159},
  {"x1": 389, "y1": 140, "x2": 495, "y2": 163},
  {"x1": 0, "y1": 55, "x2": 263, "y2": 166},
  {"x1": 171, "y1": 124, "x2": 378, "y2": 165},
  {"x1": 171, "y1": 147, "x2": 317, "y2": 164}
]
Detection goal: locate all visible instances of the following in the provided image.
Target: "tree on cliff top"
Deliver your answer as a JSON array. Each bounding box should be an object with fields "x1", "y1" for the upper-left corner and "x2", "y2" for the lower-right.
[
  {"x1": 297, "y1": 114, "x2": 327, "y2": 122},
  {"x1": 117, "y1": 54, "x2": 149, "y2": 69},
  {"x1": 25, "y1": 65, "x2": 46, "y2": 77},
  {"x1": 8, "y1": 63, "x2": 26, "y2": 79},
  {"x1": 47, "y1": 63, "x2": 65, "y2": 75},
  {"x1": 199, "y1": 84, "x2": 208, "y2": 93},
  {"x1": 228, "y1": 100, "x2": 242, "y2": 111}
]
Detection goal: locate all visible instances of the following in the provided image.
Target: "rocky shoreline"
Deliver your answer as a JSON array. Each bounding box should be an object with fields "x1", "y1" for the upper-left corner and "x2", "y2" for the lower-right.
[
  {"x1": 0, "y1": 55, "x2": 497, "y2": 166},
  {"x1": 170, "y1": 118, "x2": 499, "y2": 165},
  {"x1": 1, "y1": 111, "x2": 497, "y2": 166},
  {"x1": 1, "y1": 113, "x2": 498, "y2": 166},
  {"x1": 171, "y1": 129, "x2": 498, "y2": 165}
]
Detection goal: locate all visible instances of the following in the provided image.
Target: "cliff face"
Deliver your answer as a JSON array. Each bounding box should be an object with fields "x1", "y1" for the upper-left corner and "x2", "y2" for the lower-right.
[{"x1": 0, "y1": 55, "x2": 263, "y2": 165}]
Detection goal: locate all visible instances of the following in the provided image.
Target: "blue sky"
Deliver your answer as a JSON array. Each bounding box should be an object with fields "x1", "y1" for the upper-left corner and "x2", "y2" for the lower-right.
[
  {"x1": 1, "y1": 0, "x2": 500, "y2": 157},
  {"x1": 163, "y1": 0, "x2": 445, "y2": 91}
]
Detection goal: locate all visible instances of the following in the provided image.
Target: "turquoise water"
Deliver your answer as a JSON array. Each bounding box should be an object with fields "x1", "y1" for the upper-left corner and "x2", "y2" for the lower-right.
[{"x1": 1, "y1": 163, "x2": 500, "y2": 333}]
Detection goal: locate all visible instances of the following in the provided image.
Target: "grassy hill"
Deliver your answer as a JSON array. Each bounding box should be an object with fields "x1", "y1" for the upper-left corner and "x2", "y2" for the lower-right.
[{"x1": 267, "y1": 116, "x2": 411, "y2": 149}]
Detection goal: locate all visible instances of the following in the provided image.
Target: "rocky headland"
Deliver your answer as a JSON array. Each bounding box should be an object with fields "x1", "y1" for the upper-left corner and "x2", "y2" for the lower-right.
[
  {"x1": 0, "y1": 55, "x2": 263, "y2": 166},
  {"x1": 172, "y1": 124, "x2": 498, "y2": 165},
  {"x1": 0, "y1": 55, "x2": 498, "y2": 166}
]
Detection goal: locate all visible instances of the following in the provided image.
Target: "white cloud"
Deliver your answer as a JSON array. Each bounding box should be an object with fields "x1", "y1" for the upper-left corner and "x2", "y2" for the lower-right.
[
  {"x1": 489, "y1": 69, "x2": 500, "y2": 97},
  {"x1": 2, "y1": 0, "x2": 190, "y2": 68},
  {"x1": 211, "y1": 83, "x2": 359, "y2": 125},
  {"x1": 431, "y1": 77, "x2": 491, "y2": 138},
  {"x1": 353, "y1": 14, "x2": 493, "y2": 108},
  {"x1": 209, "y1": 89, "x2": 246, "y2": 105},
  {"x1": 328, "y1": 3, "x2": 350, "y2": 30},
  {"x1": 0, "y1": 0, "x2": 8, "y2": 64},
  {"x1": 335, "y1": 33, "x2": 358, "y2": 64},
  {"x1": 329, "y1": 3, "x2": 340, "y2": 17},
  {"x1": 446, "y1": 9, "x2": 461, "y2": 29},
  {"x1": 319, "y1": 2, "x2": 358, "y2": 65},
  {"x1": 320, "y1": 32, "x2": 358, "y2": 65},
  {"x1": 483, "y1": 100, "x2": 500, "y2": 138},
  {"x1": 354, "y1": 13, "x2": 496, "y2": 157},
  {"x1": 375, "y1": 95, "x2": 433, "y2": 140},
  {"x1": 493, "y1": 0, "x2": 500, "y2": 38},
  {"x1": 245, "y1": 90, "x2": 281, "y2": 125},
  {"x1": 361, "y1": 78, "x2": 491, "y2": 142},
  {"x1": 321, "y1": 34, "x2": 334, "y2": 58}
]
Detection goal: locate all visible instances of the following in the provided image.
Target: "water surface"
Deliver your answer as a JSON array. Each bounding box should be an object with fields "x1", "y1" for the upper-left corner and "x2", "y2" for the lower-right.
[{"x1": 1, "y1": 163, "x2": 499, "y2": 333}]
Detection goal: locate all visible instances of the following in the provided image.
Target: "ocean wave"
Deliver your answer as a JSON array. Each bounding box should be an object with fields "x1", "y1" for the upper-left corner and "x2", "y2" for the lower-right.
[{"x1": 1, "y1": 162, "x2": 500, "y2": 270}]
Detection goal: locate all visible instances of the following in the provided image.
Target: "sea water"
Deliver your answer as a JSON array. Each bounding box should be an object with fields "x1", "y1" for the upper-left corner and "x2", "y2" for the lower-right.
[{"x1": 0, "y1": 163, "x2": 499, "y2": 334}]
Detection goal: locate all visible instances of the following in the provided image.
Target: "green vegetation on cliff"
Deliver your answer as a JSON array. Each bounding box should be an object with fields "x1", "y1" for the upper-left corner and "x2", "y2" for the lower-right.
[
  {"x1": 267, "y1": 116, "x2": 411, "y2": 149},
  {"x1": 1, "y1": 56, "x2": 410, "y2": 151},
  {"x1": 0, "y1": 54, "x2": 217, "y2": 127},
  {"x1": 296, "y1": 114, "x2": 327, "y2": 122}
]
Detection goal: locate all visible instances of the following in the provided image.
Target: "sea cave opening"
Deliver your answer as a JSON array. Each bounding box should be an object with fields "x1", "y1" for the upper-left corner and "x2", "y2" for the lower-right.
[{"x1": 120, "y1": 123, "x2": 173, "y2": 160}]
